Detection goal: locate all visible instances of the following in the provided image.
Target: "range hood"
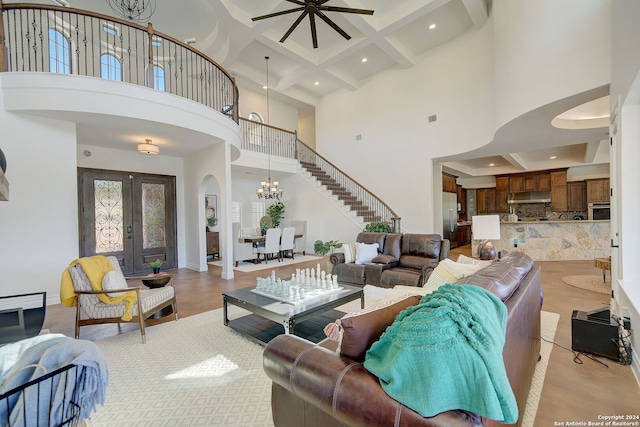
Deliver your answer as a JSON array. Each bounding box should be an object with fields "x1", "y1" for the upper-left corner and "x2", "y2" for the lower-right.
[{"x1": 507, "y1": 191, "x2": 551, "y2": 204}]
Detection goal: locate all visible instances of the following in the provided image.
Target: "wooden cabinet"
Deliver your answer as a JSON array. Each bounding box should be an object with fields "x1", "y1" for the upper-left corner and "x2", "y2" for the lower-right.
[
  {"x1": 495, "y1": 189, "x2": 509, "y2": 213},
  {"x1": 442, "y1": 173, "x2": 457, "y2": 193},
  {"x1": 550, "y1": 170, "x2": 568, "y2": 212},
  {"x1": 495, "y1": 177, "x2": 509, "y2": 191},
  {"x1": 477, "y1": 188, "x2": 496, "y2": 214},
  {"x1": 586, "y1": 179, "x2": 610, "y2": 202},
  {"x1": 457, "y1": 224, "x2": 471, "y2": 247},
  {"x1": 536, "y1": 174, "x2": 551, "y2": 191},
  {"x1": 458, "y1": 186, "x2": 467, "y2": 218},
  {"x1": 509, "y1": 172, "x2": 551, "y2": 192},
  {"x1": 206, "y1": 232, "x2": 219, "y2": 258},
  {"x1": 509, "y1": 176, "x2": 525, "y2": 192},
  {"x1": 567, "y1": 181, "x2": 587, "y2": 211}
]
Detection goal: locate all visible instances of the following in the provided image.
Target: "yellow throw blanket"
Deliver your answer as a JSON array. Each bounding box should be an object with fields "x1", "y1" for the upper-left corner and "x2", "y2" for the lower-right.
[{"x1": 60, "y1": 255, "x2": 138, "y2": 321}]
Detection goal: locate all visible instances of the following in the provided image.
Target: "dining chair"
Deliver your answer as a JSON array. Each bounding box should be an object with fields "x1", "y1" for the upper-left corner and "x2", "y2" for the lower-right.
[
  {"x1": 256, "y1": 228, "x2": 281, "y2": 263},
  {"x1": 279, "y1": 226, "x2": 296, "y2": 259},
  {"x1": 233, "y1": 222, "x2": 257, "y2": 267},
  {"x1": 292, "y1": 220, "x2": 307, "y2": 255}
]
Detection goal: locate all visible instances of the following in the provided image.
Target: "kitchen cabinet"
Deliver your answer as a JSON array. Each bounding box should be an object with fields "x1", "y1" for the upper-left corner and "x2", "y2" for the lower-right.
[
  {"x1": 495, "y1": 177, "x2": 509, "y2": 191},
  {"x1": 536, "y1": 174, "x2": 551, "y2": 191},
  {"x1": 586, "y1": 179, "x2": 610, "y2": 202},
  {"x1": 551, "y1": 170, "x2": 568, "y2": 212},
  {"x1": 510, "y1": 176, "x2": 525, "y2": 192},
  {"x1": 495, "y1": 189, "x2": 509, "y2": 213},
  {"x1": 442, "y1": 173, "x2": 457, "y2": 193},
  {"x1": 567, "y1": 181, "x2": 587, "y2": 211},
  {"x1": 477, "y1": 188, "x2": 496, "y2": 214},
  {"x1": 458, "y1": 186, "x2": 467, "y2": 218},
  {"x1": 457, "y1": 224, "x2": 471, "y2": 246}
]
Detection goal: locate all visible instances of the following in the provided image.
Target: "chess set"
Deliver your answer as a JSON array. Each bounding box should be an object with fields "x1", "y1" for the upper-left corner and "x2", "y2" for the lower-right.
[{"x1": 251, "y1": 264, "x2": 343, "y2": 304}]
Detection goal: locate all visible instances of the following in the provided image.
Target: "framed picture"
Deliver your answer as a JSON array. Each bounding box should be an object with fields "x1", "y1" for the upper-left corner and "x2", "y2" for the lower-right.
[{"x1": 205, "y1": 195, "x2": 217, "y2": 229}]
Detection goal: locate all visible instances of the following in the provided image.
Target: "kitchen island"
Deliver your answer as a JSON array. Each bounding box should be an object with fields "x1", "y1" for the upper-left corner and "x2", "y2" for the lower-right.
[{"x1": 472, "y1": 219, "x2": 611, "y2": 261}]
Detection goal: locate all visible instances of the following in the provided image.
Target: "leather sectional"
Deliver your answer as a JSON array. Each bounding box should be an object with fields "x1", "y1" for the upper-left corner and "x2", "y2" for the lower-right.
[{"x1": 329, "y1": 232, "x2": 450, "y2": 288}]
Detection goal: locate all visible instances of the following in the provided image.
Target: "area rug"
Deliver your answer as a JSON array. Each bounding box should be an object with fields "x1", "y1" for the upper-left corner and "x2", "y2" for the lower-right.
[
  {"x1": 208, "y1": 254, "x2": 323, "y2": 273},
  {"x1": 88, "y1": 296, "x2": 558, "y2": 426},
  {"x1": 562, "y1": 275, "x2": 610, "y2": 294}
]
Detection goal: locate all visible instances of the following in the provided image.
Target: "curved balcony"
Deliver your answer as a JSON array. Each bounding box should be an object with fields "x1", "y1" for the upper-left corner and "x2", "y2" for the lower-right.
[{"x1": 0, "y1": 3, "x2": 238, "y2": 122}]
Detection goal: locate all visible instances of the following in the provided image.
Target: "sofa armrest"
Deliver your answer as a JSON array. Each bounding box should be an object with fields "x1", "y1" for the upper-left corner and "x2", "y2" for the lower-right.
[
  {"x1": 364, "y1": 262, "x2": 396, "y2": 287},
  {"x1": 263, "y1": 334, "x2": 482, "y2": 427},
  {"x1": 329, "y1": 252, "x2": 345, "y2": 266}
]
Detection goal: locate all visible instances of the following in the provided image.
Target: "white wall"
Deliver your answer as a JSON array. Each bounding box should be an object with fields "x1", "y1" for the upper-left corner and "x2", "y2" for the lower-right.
[
  {"x1": 237, "y1": 85, "x2": 299, "y2": 131},
  {"x1": 0, "y1": 111, "x2": 78, "y2": 306},
  {"x1": 298, "y1": 109, "x2": 316, "y2": 148}
]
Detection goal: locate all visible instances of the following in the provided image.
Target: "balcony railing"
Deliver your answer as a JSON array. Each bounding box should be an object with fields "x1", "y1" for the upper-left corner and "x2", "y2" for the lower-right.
[
  {"x1": 239, "y1": 117, "x2": 297, "y2": 159},
  {"x1": 0, "y1": 2, "x2": 238, "y2": 122}
]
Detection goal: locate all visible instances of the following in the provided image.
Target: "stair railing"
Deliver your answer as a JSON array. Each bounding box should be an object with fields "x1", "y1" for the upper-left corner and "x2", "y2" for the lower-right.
[
  {"x1": 297, "y1": 140, "x2": 401, "y2": 231},
  {"x1": 239, "y1": 118, "x2": 297, "y2": 158}
]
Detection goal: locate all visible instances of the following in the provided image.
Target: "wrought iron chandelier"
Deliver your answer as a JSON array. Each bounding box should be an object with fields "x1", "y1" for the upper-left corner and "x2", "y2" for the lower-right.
[
  {"x1": 257, "y1": 56, "x2": 283, "y2": 200},
  {"x1": 105, "y1": 0, "x2": 156, "y2": 23}
]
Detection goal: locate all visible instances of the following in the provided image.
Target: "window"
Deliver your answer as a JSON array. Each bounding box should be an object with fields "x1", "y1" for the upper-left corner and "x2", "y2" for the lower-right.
[
  {"x1": 48, "y1": 28, "x2": 70, "y2": 74},
  {"x1": 231, "y1": 201, "x2": 242, "y2": 224},
  {"x1": 100, "y1": 54, "x2": 122, "y2": 81},
  {"x1": 153, "y1": 65, "x2": 165, "y2": 91},
  {"x1": 251, "y1": 202, "x2": 265, "y2": 231},
  {"x1": 248, "y1": 112, "x2": 263, "y2": 145}
]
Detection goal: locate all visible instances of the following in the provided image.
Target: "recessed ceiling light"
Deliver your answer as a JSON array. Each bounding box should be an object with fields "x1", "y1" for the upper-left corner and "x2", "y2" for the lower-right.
[
  {"x1": 429, "y1": 23, "x2": 437, "y2": 30},
  {"x1": 489, "y1": 163, "x2": 495, "y2": 167},
  {"x1": 361, "y1": 57, "x2": 368, "y2": 63},
  {"x1": 262, "y1": 85, "x2": 267, "y2": 90},
  {"x1": 550, "y1": 156, "x2": 557, "y2": 160},
  {"x1": 314, "y1": 81, "x2": 320, "y2": 86}
]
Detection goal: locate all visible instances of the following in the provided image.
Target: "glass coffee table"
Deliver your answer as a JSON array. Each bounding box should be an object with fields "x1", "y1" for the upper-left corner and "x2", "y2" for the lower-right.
[{"x1": 223, "y1": 284, "x2": 364, "y2": 345}]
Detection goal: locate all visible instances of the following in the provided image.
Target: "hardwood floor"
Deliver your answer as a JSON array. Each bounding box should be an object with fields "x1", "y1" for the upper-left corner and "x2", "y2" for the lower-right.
[{"x1": 44, "y1": 248, "x2": 640, "y2": 425}]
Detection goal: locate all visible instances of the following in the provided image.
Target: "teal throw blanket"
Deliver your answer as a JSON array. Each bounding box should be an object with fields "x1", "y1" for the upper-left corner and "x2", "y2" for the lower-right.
[{"x1": 363, "y1": 284, "x2": 518, "y2": 424}]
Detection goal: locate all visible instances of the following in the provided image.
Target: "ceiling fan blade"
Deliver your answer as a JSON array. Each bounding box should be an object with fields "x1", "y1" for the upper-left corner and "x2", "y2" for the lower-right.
[
  {"x1": 252, "y1": 7, "x2": 304, "y2": 22},
  {"x1": 316, "y1": 10, "x2": 351, "y2": 41},
  {"x1": 280, "y1": 10, "x2": 309, "y2": 43},
  {"x1": 284, "y1": 0, "x2": 306, "y2": 5},
  {"x1": 310, "y1": 12, "x2": 318, "y2": 49},
  {"x1": 320, "y1": 6, "x2": 374, "y2": 15}
]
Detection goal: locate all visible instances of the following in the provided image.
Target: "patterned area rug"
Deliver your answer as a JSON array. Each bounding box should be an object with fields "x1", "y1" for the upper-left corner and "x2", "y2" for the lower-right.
[
  {"x1": 562, "y1": 275, "x2": 610, "y2": 294},
  {"x1": 88, "y1": 293, "x2": 558, "y2": 426},
  {"x1": 208, "y1": 255, "x2": 323, "y2": 273}
]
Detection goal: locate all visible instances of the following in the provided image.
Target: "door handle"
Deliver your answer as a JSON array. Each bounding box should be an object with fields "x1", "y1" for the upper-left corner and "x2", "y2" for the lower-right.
[{"x1": 127, "y1": 225, "x2": 132, "y2": 239}]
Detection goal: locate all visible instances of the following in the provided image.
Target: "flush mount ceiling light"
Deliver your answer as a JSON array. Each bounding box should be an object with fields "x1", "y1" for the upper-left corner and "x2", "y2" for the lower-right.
[{"x1": 138, "y1": 139, "x2": 159, "y2": 155}]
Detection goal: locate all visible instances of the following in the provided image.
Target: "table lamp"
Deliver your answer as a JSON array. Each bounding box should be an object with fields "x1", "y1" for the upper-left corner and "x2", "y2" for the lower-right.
[{"x1": 472, "y1": 215, "x2": 501, "y2": 260}]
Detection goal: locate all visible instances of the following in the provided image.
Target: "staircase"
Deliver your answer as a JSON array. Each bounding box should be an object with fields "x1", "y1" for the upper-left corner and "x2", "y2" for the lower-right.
[{"x1": 300, "y1": 161, "x2": 382, "y2": 223}]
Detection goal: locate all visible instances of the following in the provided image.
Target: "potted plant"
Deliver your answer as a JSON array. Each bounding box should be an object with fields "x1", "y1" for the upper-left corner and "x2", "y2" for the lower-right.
[
  {"x1": 266, "y1": 201, "x2": 285, "y2": 228},
  {"x1": 314, "y1": 240, "x2": 343, "y2": 256},
  {"x1": 363, "y1": 222, "x2": 392, "y2": 233},
  {"x1": 206, "y1": 216, "x2": 217, "y2": 232},
  {"x1": 149, "y1": 259, "x2": 163, "y2": 274}
]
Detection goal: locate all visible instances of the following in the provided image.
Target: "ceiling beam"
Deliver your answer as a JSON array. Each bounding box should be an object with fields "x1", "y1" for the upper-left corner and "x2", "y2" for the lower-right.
[
  {"x1": 461, "y1": 0, "x2": 488, "y2": 29},
  {"x1": 583, "y1": 140, "x2": 601, "y2": 164},
  {"x1": 502, "y1": 153, "x2": 529, "y2": 171}
]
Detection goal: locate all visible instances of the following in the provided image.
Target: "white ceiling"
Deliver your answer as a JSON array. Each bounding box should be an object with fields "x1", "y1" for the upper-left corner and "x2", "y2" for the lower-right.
[{"x1": 7, "y1": 0, "x2": 611, "y2": 177}]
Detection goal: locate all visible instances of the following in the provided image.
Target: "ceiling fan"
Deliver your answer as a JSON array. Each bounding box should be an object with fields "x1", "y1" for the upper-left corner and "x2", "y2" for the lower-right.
[{"x1": 252, "y1": 0, "x2": 374, "y2": 49}]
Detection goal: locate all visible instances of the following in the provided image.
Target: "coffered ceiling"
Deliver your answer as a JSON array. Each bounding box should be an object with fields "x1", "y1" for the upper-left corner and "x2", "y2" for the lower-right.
[{"x1": 7, "y1": 0, "x2": 611, "y2": 176}]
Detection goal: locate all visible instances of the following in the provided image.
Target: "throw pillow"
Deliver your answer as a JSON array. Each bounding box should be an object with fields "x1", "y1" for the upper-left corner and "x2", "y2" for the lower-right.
[
  {"x1": 323, "y1": 295, "x2": 422, "y2": 362},
  {"x1": 456, "y1": 254, "x2": 494, "y2": 268},
  {"x1": 355, "y1": 242, "x2": 379, "y2": 265},
  {"x1": 343, "y1": 243, "x2": 357, "y2": 264},
  {"x1": 102, "y1": 270, "x2": 129, "y2": 297},
  {"x1": 423, "y1": 258, "x2": 485, "y2": 293}
]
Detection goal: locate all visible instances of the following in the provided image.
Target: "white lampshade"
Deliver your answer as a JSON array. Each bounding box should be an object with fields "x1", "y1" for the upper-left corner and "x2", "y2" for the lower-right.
[
  {"x1": 138, "y1": 139, "x2": 159, "y2": 155},
  {"x1": 472, "y1": 215, "x2": 501, "y2": 240}
]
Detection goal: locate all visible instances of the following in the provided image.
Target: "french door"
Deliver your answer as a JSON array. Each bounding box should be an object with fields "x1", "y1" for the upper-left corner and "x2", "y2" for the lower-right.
[{"x1": 78, "y1": 168, "x2": 177, "y2": 274}]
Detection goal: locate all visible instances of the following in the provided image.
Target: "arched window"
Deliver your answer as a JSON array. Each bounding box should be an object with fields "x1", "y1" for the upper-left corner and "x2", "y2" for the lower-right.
[
  {"x1": 48, "y1": 28, "x2": 70, "y2": 74},
  {"x1": 248, "y1": 112, "x2": 263, "y2": 146},
  {"x1": 100, "y1": 53, "x2": 122, "y2": 81},
  {"x1": 153, "y1": 65, "x2": 165, "y2": 91}
]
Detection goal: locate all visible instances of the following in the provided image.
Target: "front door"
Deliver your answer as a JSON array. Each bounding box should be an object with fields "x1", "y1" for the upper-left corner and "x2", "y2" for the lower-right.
[{"x1": 78, "y1": 168, "x2": 177, "y2": 274}]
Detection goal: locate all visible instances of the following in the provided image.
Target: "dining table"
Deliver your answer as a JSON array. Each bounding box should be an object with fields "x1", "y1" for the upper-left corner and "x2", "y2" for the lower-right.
[{"x1": 242, "y1": 234, "x2": 303, "y2": 244}]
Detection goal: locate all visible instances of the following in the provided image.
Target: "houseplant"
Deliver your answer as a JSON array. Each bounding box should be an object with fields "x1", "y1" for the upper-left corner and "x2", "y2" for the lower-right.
[
  {"x1": 314, "y1": 240, "x2": 343, "y2": 256},
  {"x1": 363, "y1": 222, "x2": 392, "y2": 233},
  {"x1": 266, "y1": 201, "x2": 285, "y2": 228},
  {"x1": 149, "y1": 259, "x2": 163, "y2": 274}
]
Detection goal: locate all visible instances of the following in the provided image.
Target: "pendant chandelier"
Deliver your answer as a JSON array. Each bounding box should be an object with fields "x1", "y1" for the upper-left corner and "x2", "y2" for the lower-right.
[
  {"x1": 257, "y1": 56, "x2": 283, "y2": 200},
  {"x1": 105, "y1": 0, "x2": 156, "y2": 23}
]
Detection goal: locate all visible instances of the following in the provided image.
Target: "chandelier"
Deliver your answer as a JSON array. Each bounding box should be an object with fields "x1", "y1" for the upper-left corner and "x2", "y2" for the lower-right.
[
  {"x1": 105, "y1": 0, "x2": 156, "y2": 23},
  {"x1": 257, "y1": 56, "x2": 283, "y2": 200}
]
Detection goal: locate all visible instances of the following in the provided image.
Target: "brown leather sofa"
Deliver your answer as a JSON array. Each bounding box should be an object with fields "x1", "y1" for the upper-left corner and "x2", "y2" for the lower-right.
[
  {"x1": 329, "y1": 232, "x2": 450, "y2": 288},
  {"x1": 263, "y1": 251, "x2": 541, "y2": 427}
]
